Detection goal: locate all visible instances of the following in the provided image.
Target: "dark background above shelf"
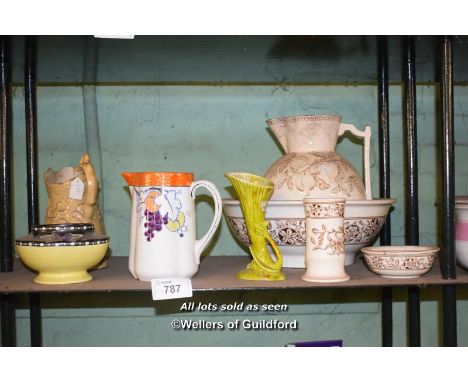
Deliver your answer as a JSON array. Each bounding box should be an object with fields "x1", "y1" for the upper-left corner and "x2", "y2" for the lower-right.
[{"x1": 7, "y1": 35, "x2": 468, "y2": 85}]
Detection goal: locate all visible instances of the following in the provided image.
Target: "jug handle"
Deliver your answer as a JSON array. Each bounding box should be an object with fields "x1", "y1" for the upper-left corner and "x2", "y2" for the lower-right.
[
  {"x1": 79, "y1": 153, "x2": 98, "y2": 210},
  {"x1": 339, "y1": 123, "x2": 372, "y2": 200},
  {"x1": 191, "y1": 180, "x2": 223, "y2": 265}
]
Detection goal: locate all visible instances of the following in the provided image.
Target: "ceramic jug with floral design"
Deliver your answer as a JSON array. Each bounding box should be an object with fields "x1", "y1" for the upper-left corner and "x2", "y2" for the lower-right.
[
  {"x1": 265, "y1": 115, "x2": 372, "y2": 201},
  {"x1": 122, "y1": 172, "x2": 222, "y2": 281}
]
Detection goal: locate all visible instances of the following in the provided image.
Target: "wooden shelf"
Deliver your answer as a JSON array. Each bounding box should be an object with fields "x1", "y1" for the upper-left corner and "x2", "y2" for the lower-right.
[{"x1": 1, "y1": 256, "x2": 468, "y2": 294}]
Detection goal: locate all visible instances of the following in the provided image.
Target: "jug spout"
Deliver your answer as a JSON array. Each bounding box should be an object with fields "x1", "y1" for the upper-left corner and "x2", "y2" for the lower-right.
[
  {"x1": 267, "y1": 115, "x2": 342, "y2": 153},
  {"x1": 121, "y1": 173, "x2": 136, "y2": 198},
  {"x1": 121, "y1": 172, "x2": 135, "y2": 186},
  {"x1": 266, "y1": 118, "x2": 287, "y2": 153}
]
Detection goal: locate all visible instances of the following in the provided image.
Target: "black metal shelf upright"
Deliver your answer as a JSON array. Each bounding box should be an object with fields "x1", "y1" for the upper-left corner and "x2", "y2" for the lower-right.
[
  {"x1": 24, "y1": 36, "x2": 42, "y2": 347},
  {"x1": 440, "y1": 35, "x2": 457, "y2": 346},
  {"x1": 0, "y1": 36, "x2": 15, "y2": 347},
  {"x1": 377, "y1": 35, "x2": 393, "y2": 347},
  {"x1": 402, "y1": 35, "x2": 421, "y2": 347}
]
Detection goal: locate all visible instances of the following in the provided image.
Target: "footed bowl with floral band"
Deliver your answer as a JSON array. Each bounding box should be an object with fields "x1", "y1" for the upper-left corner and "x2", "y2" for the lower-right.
[
  {"x1": 222, "y1": 198, "x2": 395, "y2": 268},
  {"x1": 15, "y1": 223, "x2": 109, "y2": 284},
  {"x1": 361, "y1": 245, "x2": 439, "y2": 278}
]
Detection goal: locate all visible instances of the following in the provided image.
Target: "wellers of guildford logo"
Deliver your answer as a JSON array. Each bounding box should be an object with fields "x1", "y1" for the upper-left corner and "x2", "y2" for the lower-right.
[{"x1": 172, "y1": 319, "x2": 298, "y2": 331}]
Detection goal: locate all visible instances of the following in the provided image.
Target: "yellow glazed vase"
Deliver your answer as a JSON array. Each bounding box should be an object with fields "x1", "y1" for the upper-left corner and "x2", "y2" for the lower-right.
[{"x1": 225, "y1": 172, "x2": 285, "y2": 281}]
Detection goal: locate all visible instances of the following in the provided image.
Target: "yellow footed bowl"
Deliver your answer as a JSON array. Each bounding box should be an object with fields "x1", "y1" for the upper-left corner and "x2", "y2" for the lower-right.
[{"x1": 16, "y1": 242, "x2": 109, "y2": 284}]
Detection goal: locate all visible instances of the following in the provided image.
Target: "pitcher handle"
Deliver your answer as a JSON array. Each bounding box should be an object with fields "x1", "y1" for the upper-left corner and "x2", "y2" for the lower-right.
[
  {"x1": 339, "y1": 123, "x2": 372, "y2": 200},
  {"x1": 191, "y1": 180, "x2": 223, "y2": 264}
]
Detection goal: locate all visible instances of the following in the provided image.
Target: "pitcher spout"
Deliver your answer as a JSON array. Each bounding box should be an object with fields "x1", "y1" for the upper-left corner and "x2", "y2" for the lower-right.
[
  {"x1": 266, "y1": 118, "x2": 287, "y2": 153},
  {"x1": 267, "y1": 115, "x2": 342, "y2": 153},
  {"x1": 121, "y1": 172, "x2": 135, "y2": 186}
]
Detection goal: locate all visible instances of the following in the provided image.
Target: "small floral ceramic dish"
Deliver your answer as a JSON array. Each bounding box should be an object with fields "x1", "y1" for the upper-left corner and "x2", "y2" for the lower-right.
[
  {"x1": 15, "y1": 223, "x2": 109, "y2": 284},
  {"x1": 361, "y1": 245, "x2": 439, "y2": 278}
]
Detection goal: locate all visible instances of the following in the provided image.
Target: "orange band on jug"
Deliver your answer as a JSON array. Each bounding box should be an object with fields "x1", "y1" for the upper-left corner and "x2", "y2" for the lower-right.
[{"x1": 121, "y1": 172, "x2": 194, "y2": 187}]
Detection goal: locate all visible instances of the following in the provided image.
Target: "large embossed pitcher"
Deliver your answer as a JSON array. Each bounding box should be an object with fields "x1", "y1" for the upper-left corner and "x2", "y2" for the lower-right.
[
  {"x1": 265, "y1": 115, "x2": 372, "y2": 201},
  {"x1": 122, "y1": 172, "x2": 222, "y2": 281},
  {"x1": 44, "y1": 153, "x2": 105, "y2": 234}
]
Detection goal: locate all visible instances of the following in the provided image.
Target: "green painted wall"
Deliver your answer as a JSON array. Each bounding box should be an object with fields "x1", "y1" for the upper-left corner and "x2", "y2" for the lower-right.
[
  {"x1": 7, "y1": 80, "x2": 468, "y2": 346},
  {"x1": 9, "y1": 36, "x2": 468, "y2": 84}
]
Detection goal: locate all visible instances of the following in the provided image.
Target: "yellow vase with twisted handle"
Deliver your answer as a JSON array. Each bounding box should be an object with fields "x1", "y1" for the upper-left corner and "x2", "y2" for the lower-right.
[{"x1": 225, "y1": 172, "x2": 285, "y2": 281}]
